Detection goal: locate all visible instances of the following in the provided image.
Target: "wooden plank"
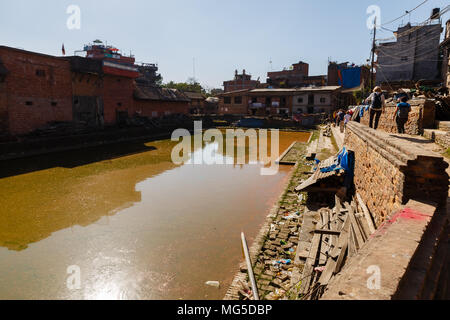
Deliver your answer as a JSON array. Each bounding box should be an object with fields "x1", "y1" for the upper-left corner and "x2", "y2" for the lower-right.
[
  {"x1": 344, "y1": 202, "x2": 365, "y2": 248},
  {"x1": 355, "y1": 213, "x2": 370, "y2": 242},
  {"x1": 335, "y1": 195, "x2": 341, "y2": 216},
  {"x1": 330, "y1": 214, "x2": 350, "y2": 259},
  {"x1": 314, "y1": 229, "x2": 341, "y2": 236},
  {"x1": 334, "y1": 239, "x2": 348, "y2": 274},
  {"x1": 356, "y1": 192, "x2": 376, "y2": 235},
  {"x1": 299, "y1": 233, "x2": 322, "y2": 295},
  {"x1": 317, "y1": 255, "x2": 337, "y2": 286}
]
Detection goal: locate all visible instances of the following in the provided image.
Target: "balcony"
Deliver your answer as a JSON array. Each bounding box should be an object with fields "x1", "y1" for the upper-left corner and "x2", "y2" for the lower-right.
[{"x1": 249, "y1": 102, "x2": 266, "y2": 108}]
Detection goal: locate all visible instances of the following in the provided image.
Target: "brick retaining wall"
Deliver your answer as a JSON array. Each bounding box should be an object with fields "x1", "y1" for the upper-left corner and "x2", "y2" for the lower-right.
[
  {"x1": 360, "y1": 99, "x2": 435, "y2": 135},
  {"x1": 344, "y1": 122, "x2": 448, "y2": 227}
]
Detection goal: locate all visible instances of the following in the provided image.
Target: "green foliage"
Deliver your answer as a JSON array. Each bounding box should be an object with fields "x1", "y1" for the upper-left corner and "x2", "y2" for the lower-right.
[
  {"x1": 162, "y1": 78, "x2": 205, "y2": 94},
  {"x1": 353, "y1": 86, "x2": 371, "y2": 104}
]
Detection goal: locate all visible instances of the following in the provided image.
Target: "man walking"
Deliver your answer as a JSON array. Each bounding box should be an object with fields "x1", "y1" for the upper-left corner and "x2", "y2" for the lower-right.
[
  {"x1": 393, "y1": 96, "x2": 411, "y2": 134},
  {"x1": 365, "y1": 86, "x2": 385, "y2": 130}
]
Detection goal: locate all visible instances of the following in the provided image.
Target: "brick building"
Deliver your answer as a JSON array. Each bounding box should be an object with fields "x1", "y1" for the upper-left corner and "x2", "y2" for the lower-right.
[
  {"x1": 327, "y1": 62, "x2": 371, "y2": 89},
  {"x1": 267, "y1": 61, "x2": 326, "y2": 88},
  {"x1": 376, "y1": 20, "x2": 443, "y2": 85},
  {"x1": 134, "y1": 84, "x2": 190, "y2": 118},
  {"x1": 217, "y1": 89, "x2": 251, "y2": 115},
  {"x1": 292, "y1": 86, "x2": 342, "y2": 114},
  {"x1": 441, "y1": 19, "x2": 450, "y2": 88},
  {"x1": 0, "y1": 46, "x2": 73, "y2": 136},
  {"x1": 223, "y1": 70, "x2": 259, "y2": 93},
  {"x1": 247, "y1": 89, "x2": 295, "y2": 116},
  {"x1": 218, "y1": 86, "x2": 346, "y2": 116},
  {"x1": 184, "y1": 91, "x2": 206, "y2": 114}
]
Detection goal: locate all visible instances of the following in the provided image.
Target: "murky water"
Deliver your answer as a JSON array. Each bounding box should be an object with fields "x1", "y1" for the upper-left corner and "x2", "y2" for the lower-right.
[{"x1": 0, "y1": 130, "x2": 310, "y2": 300}]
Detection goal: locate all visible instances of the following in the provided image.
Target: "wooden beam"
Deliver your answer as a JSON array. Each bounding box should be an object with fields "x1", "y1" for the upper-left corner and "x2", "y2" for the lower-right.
[
  {"x1": 356, "y1": 192, "x2": 376, "y2": 235},
  {"x1": 299, "y1": 233, "x2": 322, "y2": 295},
  {"x1": 314, "y1": 229, "x2": 341, "y2": 236},
  {"x1": 345, "y1": 202, "x2": 365, "y2": 249}
]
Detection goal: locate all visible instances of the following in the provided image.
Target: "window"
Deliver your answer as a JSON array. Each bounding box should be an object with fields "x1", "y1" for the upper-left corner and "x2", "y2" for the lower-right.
[
  {"x1": 224, "y1": 97, "x2": 231, "y2": 104},
  {"x1": 265, "y1": 97, "x2": 272, "y2": 105},
  {"x1": 36, "y1": 69, "x2": 46, "y2": 77},
  {"x1": 280, "y1": 97, "x2": 286, "y2": 107},
  {"x1": 117, "y1": 102, "x2": 122, "y2": 107},
  {"x1": 401, "y1": 56, "x2": 408, "y2": 61},
  {"x1": 297, "y1": 97, "x2": 304, "y2": 103},
  {"x1": 25, "y1": 101, "x2": 33, "y2": 106},
  {"x1": 320, "y1": 97, "x2": 326, "y2": 103},
  {"x1": 234, "y1": 96, "x2": 242, "y2": 104},
  {"x1": 51, "y1": 101, "x2": 58, "y2": 107}
]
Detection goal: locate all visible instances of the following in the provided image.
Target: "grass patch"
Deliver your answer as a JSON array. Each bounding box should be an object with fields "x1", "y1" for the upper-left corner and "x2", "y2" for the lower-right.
[{"x1": 444, "y1": 148, "x2": 450, "y2": 159}]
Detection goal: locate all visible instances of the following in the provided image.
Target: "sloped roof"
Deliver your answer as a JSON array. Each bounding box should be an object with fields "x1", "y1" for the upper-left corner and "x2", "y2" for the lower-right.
[
  {"x1": 134, "y1": 84, "x2": 190, "y2": 102},
  {"x1": 183, "y1": 91, "x2": 205, "y2": 100},
  {"x1": 295, "y1": 156, "x2": 344, "y2": 192}
]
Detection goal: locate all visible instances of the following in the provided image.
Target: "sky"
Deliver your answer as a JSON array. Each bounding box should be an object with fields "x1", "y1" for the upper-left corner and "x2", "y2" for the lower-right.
[{"x1": 0, "y1": 0, "x2": 449, "y2": 90}]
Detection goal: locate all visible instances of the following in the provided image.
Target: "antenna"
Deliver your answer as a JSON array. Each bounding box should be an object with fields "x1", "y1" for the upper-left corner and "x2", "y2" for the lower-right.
[{"x1": 193, "y1": 57, "x2": 196, "y2": 82}]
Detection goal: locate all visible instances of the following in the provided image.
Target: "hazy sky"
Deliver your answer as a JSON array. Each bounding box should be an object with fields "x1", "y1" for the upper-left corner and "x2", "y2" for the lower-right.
[{"x1": 0, "y1": 0, "x2": 448, "y2": 89}]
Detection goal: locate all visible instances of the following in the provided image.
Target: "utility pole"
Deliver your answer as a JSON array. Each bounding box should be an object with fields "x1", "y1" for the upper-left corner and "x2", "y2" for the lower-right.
[{"x1": 370, "y1": 17, "x2": 377, "y2": 92}]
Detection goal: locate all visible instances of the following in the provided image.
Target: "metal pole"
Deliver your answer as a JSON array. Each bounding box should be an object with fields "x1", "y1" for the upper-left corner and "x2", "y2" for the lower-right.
[
  {"x1": 241, "y1": 232, "x2": 260, "y2": 300},
  {"x1": 370, "y1": 17, "x2": 377, "y2": 92}
]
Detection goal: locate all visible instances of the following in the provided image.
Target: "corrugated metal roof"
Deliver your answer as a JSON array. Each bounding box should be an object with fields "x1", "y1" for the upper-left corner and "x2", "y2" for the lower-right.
[{"x1": 295, "y1": 156, "x2": 344, "y2": 192}]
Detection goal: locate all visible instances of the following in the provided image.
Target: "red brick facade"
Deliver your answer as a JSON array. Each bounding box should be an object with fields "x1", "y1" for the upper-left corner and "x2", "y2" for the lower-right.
[
  {"x1": 102, "y1": 75, "x2": 136, "y2": 125},
  {"x1": 0, "y1": 46, "x2": 193, "y2": 136},
  {"x1": 0, "y1": 46, "x2": 73, "y2": 135},
  {"x1": 134, "y1": 100, "x2": 190, "y2": 118}
]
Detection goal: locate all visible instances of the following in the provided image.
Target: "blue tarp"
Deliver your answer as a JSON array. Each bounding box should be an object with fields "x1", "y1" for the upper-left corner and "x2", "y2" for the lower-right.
[
  {"x1": 339, "y1": 67, "x2": 362, "y2": 89},
  {"x1": 320, "y1": 147, "x2": 355, "y2": 180}
]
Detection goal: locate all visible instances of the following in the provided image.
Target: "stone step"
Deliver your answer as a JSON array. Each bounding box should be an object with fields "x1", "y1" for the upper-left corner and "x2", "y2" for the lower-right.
[
  {"x1": 437, "y1": 121, "x2": 450, "y2": 132},
  {"x1": 423, "y1": 129, "x2": 450, "y2": 149}
]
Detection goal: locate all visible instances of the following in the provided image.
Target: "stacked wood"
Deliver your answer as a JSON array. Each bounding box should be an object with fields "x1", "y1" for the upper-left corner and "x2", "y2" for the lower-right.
[{"x1": 298, "y1": 193, "x2": 377, "y2": 300}]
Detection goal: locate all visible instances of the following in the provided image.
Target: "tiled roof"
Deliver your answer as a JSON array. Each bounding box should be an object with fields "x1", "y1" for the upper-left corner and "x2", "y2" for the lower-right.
[
  {"x1": 183, "y1": 91, "x2": 205, "y2": 100},
  {"x1": 134, "y1": 84, "x2": 190, "y2": 102}
]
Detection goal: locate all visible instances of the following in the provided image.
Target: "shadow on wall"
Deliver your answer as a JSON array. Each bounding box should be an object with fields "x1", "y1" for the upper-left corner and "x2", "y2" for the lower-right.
[
  {"x1": 0, "y1": 141, "x2": 157, "y2": 179},
  {"x1": 389, "y1": 134, "x2": 435, "y2": 145}
]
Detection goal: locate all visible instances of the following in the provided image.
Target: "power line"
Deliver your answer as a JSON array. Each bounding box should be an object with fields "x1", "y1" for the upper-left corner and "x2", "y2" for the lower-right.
[
  {"x1": 381, "y1": 0, "x2": 430, "y2": 27},
  {"x1": 377, "y1": 5, "x2": 450, "y2": 42}
]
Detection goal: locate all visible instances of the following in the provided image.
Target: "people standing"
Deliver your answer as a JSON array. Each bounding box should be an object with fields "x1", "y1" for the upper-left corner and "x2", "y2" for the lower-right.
[
  {"x1": 336, "y1": 109, "x2": 343, "y2": 127},
  {"x1": 365, "y1": 86, "x2": 386, "y2": 130},
  {"x1": 344, "y1": 111, "x2": 352, "y2": 132},
  {"x1": 393, "y1": 96, "x2": 411, "y2": 134}
]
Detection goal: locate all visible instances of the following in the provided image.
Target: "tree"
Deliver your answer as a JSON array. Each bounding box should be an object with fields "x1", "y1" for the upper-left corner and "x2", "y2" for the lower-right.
[{"x1": 163, "y1": 79, "x2": 205, "y2": 94}]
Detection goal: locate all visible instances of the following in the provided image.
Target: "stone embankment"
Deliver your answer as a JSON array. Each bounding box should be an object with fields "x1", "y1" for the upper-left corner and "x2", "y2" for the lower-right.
[
  {"x1": 360, "y1": 99, "x2": 435, "y2": 135},
  {"x1": 226, "y1": 119, "x2": 450, "y2": 300},
  {"x1": 224, "y1": 129, "x2": 335, "y2": 300}
]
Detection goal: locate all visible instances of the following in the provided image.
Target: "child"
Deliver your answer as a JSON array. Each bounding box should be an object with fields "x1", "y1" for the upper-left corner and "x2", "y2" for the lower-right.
[{"x1": 393, "y1": 96, "x2": 411, "y2": 134}]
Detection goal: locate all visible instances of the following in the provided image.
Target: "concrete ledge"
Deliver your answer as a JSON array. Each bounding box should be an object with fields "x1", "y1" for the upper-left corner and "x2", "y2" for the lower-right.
[{"x1": 321, "y1": 200, "x2": 441, "y2": 300}]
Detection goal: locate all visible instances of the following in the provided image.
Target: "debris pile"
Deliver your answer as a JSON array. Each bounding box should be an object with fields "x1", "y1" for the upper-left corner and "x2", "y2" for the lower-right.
[{"x1": 297, "y1": 194, "x2": 376, "y2": 300}]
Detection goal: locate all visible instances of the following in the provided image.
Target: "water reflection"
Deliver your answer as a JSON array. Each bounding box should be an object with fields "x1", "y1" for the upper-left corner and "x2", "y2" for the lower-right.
[{"x1": 0, "y1": 131, "x2": 311, "y2": 299}]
